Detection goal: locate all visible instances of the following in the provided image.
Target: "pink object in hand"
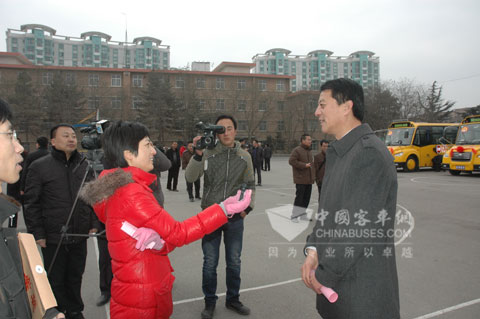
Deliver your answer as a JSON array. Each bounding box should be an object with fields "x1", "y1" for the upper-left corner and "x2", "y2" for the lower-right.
[
  {"x1": 310, "y1": 269, "x2": 338, "y2": 303},
  {"x1": 221, "y1": 189, "x2": 252, "y2": 217},
  {"x1": 320, "y1": 286, "x2": 338, "y2": 303},
  {"x1": 121, "y1": 221, "x2": 165, "y2": 251}
]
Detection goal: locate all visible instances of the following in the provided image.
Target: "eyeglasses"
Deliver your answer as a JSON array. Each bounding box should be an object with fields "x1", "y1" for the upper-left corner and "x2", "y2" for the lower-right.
[{"x1": 0, "y1": 130, "x2": 17, "y2": 141}]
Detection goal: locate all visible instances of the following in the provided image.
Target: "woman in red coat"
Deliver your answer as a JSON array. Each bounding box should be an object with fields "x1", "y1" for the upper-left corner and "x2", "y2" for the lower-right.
[{"x1": 81, "y1": 121, "x2": 251, "y2": 319}]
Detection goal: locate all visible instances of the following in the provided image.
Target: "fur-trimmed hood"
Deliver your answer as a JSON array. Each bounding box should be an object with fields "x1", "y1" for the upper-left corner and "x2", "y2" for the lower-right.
[{"x1": 81, "y1": 166, "x2": 156, "y2": 206}]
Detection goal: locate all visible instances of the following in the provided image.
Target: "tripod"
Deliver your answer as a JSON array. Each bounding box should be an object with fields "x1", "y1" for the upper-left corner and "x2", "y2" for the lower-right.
[{"x1": 47, "y1": 149, "x2": 105, "y2": 274}]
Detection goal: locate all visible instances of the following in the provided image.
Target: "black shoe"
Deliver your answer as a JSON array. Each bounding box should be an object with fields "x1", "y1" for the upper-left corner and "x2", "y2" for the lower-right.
[
  {"x1": 201, "y1": 303, "x2": 216, "y2": 319},
  {"x1": 196, "y1": 196, "x2": 202, "y2": 200},
  {"x1": 96, "y1": 292, "x2": 110, "y2": 306},
  {"x1": 189, "y1": 198, "x2": 195, "y2": 202},
  {"x1": 226, "y1": 300, "x2": 250, "y2": 315},
  {"x1": 67, "y1": 312, "x2": 85, "y2": 319},
  {"x1": 173, "y1": 189, "x2": 179, "y2": 192},
  {"x1": 256, "y1": 183, "x2": 262, "y2": 186}
]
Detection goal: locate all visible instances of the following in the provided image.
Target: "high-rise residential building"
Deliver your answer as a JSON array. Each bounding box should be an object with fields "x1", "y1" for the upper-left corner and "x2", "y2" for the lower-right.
[
  {"x1": 252, "y1": 48, "x2": 379, "y2": 92},
  {"x1": 6, "y1": 24, "x2": 170, "y2": 70}
]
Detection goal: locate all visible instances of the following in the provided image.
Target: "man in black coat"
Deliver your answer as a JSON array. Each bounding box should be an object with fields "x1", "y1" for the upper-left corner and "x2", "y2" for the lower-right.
[
  {"x1": 20, "y1": 136, "x2": 49, "y2": 195},
  {"x1": 166, "y1": 141, "x2": 181, "y2": 191},
  {"x1": 23, "y1": 124, "x2": 99, "y2": 319},
  {"x1": 263, "y1": 143, "x2": 272, "y2": 171},
  {"x1": 249, "y1": 139, "x2": 264, "y2": 186}
]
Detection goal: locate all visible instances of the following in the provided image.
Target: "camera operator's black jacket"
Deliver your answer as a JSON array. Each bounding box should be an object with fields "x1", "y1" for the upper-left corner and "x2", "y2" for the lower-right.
[{"x1": 23, "y1": 147, "x2": 99, "y2": 244}]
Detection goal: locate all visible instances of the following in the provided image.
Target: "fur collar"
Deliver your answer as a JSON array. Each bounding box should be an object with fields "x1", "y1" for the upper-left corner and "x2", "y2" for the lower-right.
[{"x1": 80, "y1": 169, "x2": 133, "y2": 206}]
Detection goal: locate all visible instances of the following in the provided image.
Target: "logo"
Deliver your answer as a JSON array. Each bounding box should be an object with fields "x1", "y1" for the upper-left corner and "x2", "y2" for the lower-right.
[{"x1": 266, "y1": 204, "x2": 314, "y2": 241}]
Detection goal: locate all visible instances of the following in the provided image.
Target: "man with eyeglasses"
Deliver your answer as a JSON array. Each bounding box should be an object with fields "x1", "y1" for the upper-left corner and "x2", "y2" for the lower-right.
[
  {"x1": 0, "y1": 98, "x2": 65, "y2": 318},
  {"x1": 23, "y1": 123, "x2": 99, "y2": 319}
]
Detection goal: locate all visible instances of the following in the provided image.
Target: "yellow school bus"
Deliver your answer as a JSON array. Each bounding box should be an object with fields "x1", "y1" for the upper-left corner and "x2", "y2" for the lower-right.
[
  {"x1": 386, "y1": 121, "x2": 458, "y2": 172},
  {"x1": 442, "y1": 115, "x2": 480, "y2": 175}
]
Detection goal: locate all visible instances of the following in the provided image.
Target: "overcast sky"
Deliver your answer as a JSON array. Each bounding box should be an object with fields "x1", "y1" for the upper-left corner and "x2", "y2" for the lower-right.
[{"x1": 1, "y1": 0, "x2": 479, "y2": 109}]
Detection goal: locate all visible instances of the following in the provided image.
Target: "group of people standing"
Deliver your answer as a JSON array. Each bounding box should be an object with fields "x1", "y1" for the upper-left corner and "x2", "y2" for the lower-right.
[{"x1": 1, "y1": 77, "x2": 400, "y2": 319}]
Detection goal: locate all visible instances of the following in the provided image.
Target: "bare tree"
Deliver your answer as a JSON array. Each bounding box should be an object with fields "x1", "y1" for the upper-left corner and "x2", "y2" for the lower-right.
[
  {"x1": 8, "y1": 71, "x2": 43, "y2": 146},
  {"x1": 364, "y1": 84, "x2": 401, "y2": 130},
  {"x1": 385, "y1": 78, "x2": 425, "y2": 120}
]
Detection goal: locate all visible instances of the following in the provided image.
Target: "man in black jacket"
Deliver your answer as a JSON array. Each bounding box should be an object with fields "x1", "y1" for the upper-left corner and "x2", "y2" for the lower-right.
[
  {"x1": 24, "y1": 124, "x2": 99, "y2": 319},
  {"x1": 250, "y1": 139, "x2": 263, "y2": 186},
  {"x1": 166, "y1": 141, "x2": 181, "y2": 191},
  {"x1": 20, "y1": 136, "x2": 49, "y2": 195}
]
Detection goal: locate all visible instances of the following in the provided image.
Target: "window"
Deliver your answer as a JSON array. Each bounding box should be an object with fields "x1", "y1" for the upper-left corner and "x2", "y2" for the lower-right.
[
  {"x1": 237, "y1": 79, "x2": 246, "y2": 90},
  {"x1": 258, "y1": 79, "x2": 266, "y2": 91},
  {"x1": 88, "y1": 97, "x2": 100, "y2": 109},
  {"x1": 259, "y1": 101, "x2": 267, "y2": 111},
  {"x1": 175, "y1": 77, "x2": 185, "y2": 88},
  {"x1": 132, "y1": 96, "x2": 142, "y2": 109},
  {"x1": 237, "y1": 100, "x2": 246, "y2": 111},
  {"x1": 259, "y1": 121, "x2": 267, "y2": 131},
  {"x1": 308, "y1": 120, "x2": 317, "y2": 132},
  {"x1": 308, "y1": 98, "x2": 317, "y2": 112},
  {"x1": 65, "y1": 72, "x2": 76, "y2": 85},
  {"x1": 277, "y1": 101, "x2": 285, "y2": 112},
  {"x1": 111, "y1": 74, "x2": 121, "y2": 87},
  {"x1": 196, "y1": 78, "x2": 206, "y2": 89},
  {"x1": 132, "y1": 74, "x2": 143, "y2": 87},
  {"x1": 111, "y1": 97, "x2": 122, "y2": 109},
  {"x1": 238, "y1": 120, "x2": 248, "y2": 131},
  {"x1": 276, "y1": 80, "x2": 285, "y2": 91},
  {"x1": 198, "y1": 99, "x2": 206, "y2": 111},
  {"x1": 88, "y1": 74, "x2": 99, "y2": 87},
  {"x1": 216, "y1": 99, "x2": 225, "y2": 111},
  {"x1": 277, "y1": 120, "x2": 285, "y2": 131},
  {"x1": 42, "y1": 72, "x2": 53, "y2": 85},
  {"x1": 216, "y1": 78, "x2": 225, "y2": 90}
]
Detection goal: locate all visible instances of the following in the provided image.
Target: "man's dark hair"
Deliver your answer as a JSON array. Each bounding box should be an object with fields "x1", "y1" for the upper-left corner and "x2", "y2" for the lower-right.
[
  {"x1": 301, "y1": 134, "x2": 311, "y2": 142},
  {"x1": 320, "y1": 139, "x2": 329, "y2": 146},
  {"x1": 50, "y1": 123, "x2": 75, "y2": 139},
  {"x1": 215, "y1": 114, "x2": 237, "y2": 130},
  {"x1": 37, "y1": 136, "x2": 49, "y2": 148},
  {"x1": 320, "y1": 78, "x2": 364, "y2": 122},
  {"x1": 0, "y1": 98, "x2": 13, "y2": 124},
  {"x1": 253, "y1": 139, "x2": 259, "y2": 144},
  {"x1": 102, "y1": 121, "x2": 150, "y2": 168}
]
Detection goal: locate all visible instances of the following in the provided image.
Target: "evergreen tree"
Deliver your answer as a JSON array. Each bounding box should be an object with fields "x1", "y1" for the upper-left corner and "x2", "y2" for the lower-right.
[{"x1": 418, "y1": 81, "x2": 455, "y2": 122}]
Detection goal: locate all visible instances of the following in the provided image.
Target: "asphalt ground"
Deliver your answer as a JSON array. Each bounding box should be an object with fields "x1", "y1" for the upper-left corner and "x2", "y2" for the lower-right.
[{"x1": 8, "y1": 156, "x2": 480, "y2": 319}]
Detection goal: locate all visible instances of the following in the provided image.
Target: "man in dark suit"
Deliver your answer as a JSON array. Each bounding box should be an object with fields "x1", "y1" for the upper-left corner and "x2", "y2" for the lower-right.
[{"x1": 166, "y1": 141, "x2": 181, "y2": 191}]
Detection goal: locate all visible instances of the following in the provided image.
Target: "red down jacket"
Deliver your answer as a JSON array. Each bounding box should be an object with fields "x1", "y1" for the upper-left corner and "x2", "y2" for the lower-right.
[{"x1": 81, "y1": 166, "x2": 227, "y2": 318}]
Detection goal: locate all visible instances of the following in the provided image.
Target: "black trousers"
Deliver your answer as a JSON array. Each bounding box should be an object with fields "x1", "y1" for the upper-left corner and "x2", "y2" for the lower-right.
[
  {"x1": 317, "y1": 183, "x2": 322, "y2": 203},
  {"x1": 167, "y1": 167, "x2": 180, "y2": 190},
  {"x1": 254, "y1": 165, "x2": 262, "y2": 184},
  {"x1": 97, "y1": 223, "x2": 113, "y2": 295},
  {"x1": 264, "y1": 158, "x2": 271, "y2": 171},
  {"x1": 42, "y1": 241, "x2": 87, "y2": 314},
  {"x1": 187, "y1": 178, "x2": 201, "y2": 199},
  {"x1": 292, "y1": 184, "x2": 312, "y2": 218}
]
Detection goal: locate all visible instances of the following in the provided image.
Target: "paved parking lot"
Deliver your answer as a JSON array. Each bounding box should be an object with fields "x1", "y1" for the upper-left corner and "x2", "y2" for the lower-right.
[{"x1": 11, "y1": 156, "x2": 480, "y2": 318}]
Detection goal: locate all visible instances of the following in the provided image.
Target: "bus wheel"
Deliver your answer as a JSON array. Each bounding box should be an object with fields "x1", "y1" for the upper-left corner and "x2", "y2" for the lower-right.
[
  {"x1": 404, "y1": 155, "x2": 418, "y2": 172},
  {"x1": 449, "y1": 170, "x2": 461, "y2": 176}
]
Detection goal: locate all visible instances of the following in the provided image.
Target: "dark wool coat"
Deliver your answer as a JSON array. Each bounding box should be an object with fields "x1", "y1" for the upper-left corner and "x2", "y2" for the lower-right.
[
  {"x1": 80, "y1": 166, "x2": 228, "y2": 318},
  {"x1": 306, "y1": 124, "x2": 400, "y2": 319}
]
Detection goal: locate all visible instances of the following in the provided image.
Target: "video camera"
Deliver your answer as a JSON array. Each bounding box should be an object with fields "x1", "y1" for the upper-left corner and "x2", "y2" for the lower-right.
[
  {"x1": 80, "y1": 119, "x2": 110, "y2": 150},
  {"x1": 195, "y1": 121, "x2": 225, "y2": 150}
]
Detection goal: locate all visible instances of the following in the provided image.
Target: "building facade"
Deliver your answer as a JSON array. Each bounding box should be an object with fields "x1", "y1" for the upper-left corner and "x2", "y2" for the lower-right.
[
  {"x1": 252, "y1": 48, "x2": 379, "y2": 92},
  {"x1": 6, "y1": 24, "x2": 170, "y2": 70},
  {"x1": 1, "y1": 53, "x2": 327, "y2": 152}
]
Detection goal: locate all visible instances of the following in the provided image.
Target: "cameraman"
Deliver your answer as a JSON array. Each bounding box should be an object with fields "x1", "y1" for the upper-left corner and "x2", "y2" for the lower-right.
[{"x1": 185, "y1": 115, "x2": 255, "y2": 319}]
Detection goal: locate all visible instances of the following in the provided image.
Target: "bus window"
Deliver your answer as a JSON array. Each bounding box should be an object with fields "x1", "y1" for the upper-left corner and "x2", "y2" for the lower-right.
[
  {"x1": 386, "y1": 127, "x2": 414, "y2": 146},
  {"x1": 431, "y1": 126, "x2": 445, "y2": 144},
  {"x1": 414, "y1": 126, "x2": 432, "y2": 146},
  {"x1": 444, "y1": 126, "x2": 459, "y2": 144}
]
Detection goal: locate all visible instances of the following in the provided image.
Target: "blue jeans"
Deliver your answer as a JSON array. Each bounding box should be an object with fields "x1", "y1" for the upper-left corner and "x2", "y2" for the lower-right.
[{"x1": 202, "y1": 217, "x2": 244, "y2": 305}]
